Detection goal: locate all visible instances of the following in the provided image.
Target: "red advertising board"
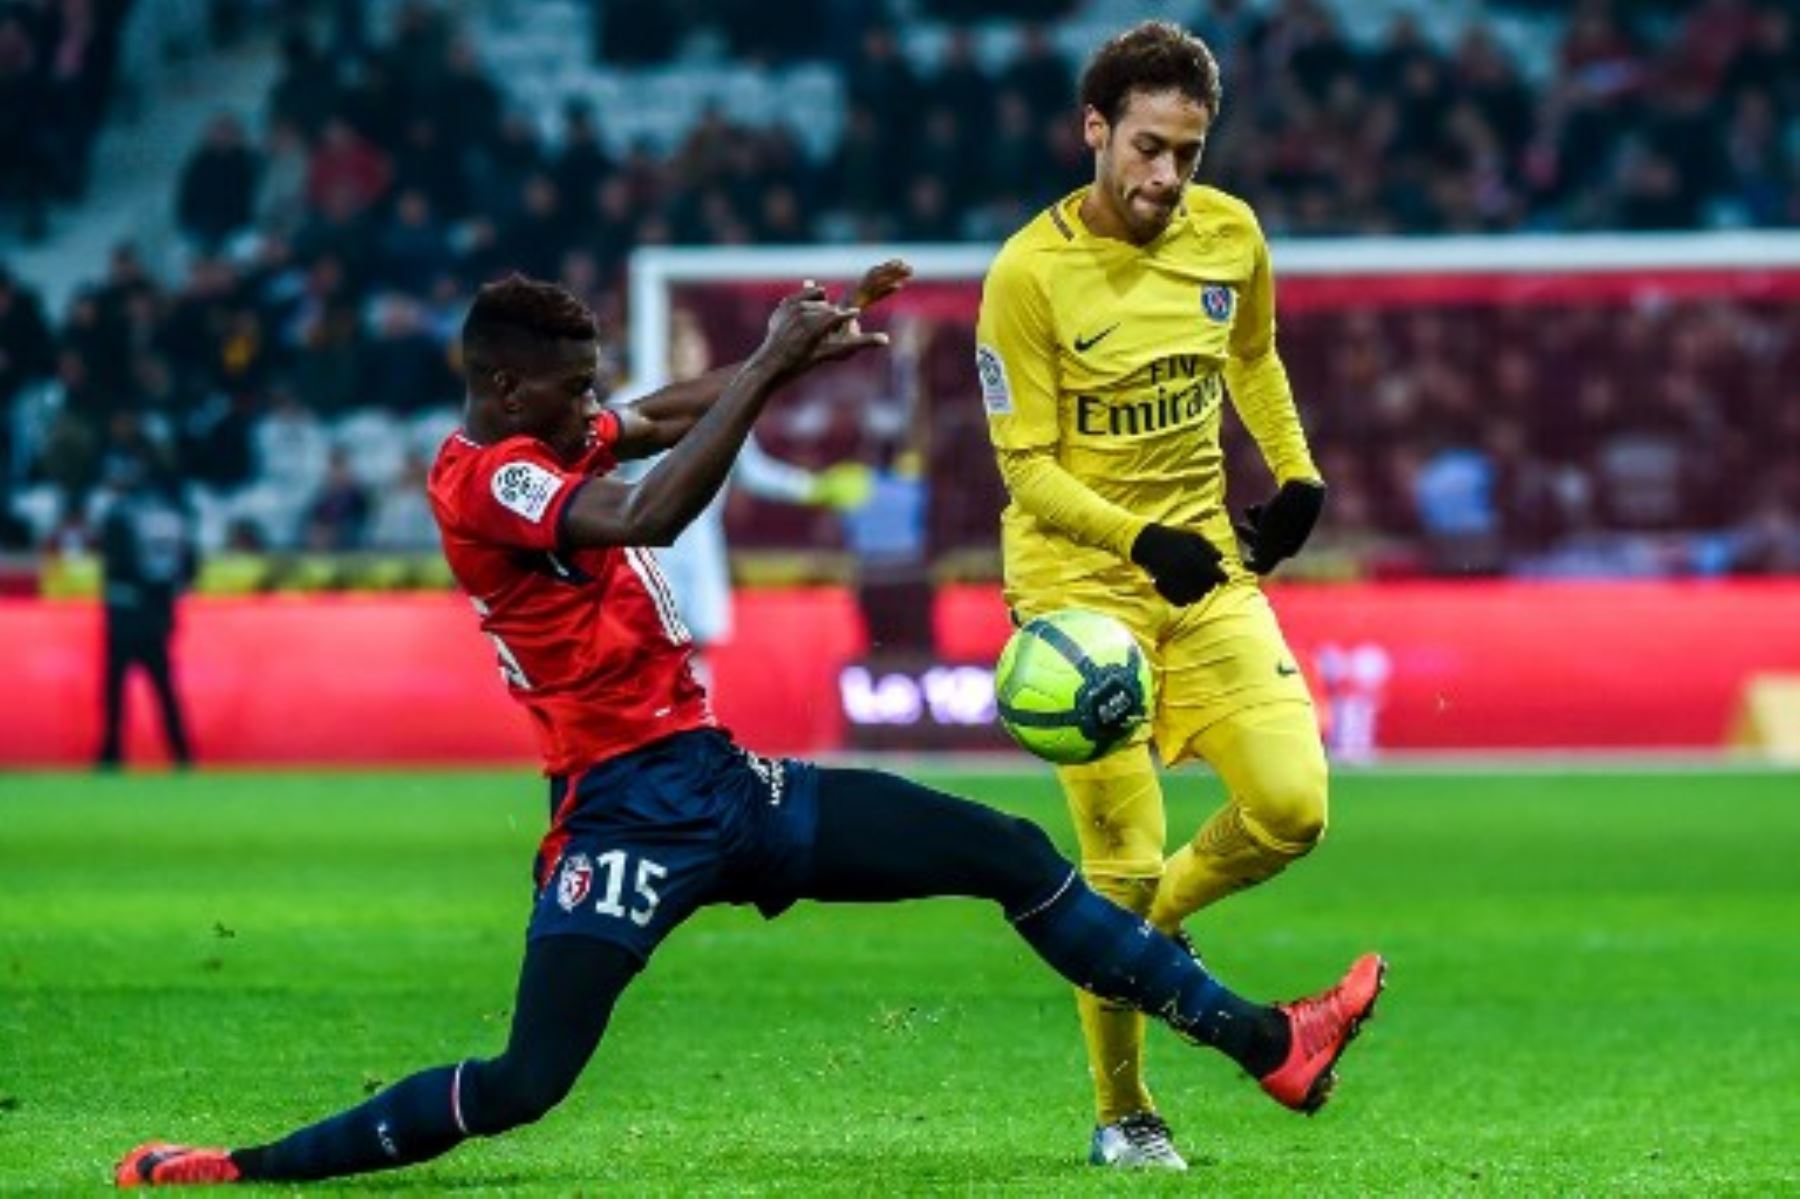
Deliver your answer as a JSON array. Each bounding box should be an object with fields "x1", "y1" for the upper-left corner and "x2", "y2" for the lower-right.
[
  {"x1": 2, "y1": 582, "x2": 1796, "y2": 766},
  {"x1": 937, "y1": 582, "x2": 1800, "y2": 754}
]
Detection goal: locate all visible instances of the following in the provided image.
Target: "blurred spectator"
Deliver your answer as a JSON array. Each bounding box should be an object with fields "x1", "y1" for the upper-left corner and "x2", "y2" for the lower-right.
[
  {"x1": 933, "y1": 28, "x2": 991, "y2": 128},
  {"x1": 0, "y1": 268, "x2": 55, "y2": 405},
  {"x1": 553, "y1": 102, "x2": 613, "y2": 221},
  {"x1": 358, "y1": 296, "x2": 456, "y2": 413},
  {"x1": 392, "y1": 115, "x2": 470, "y2": 220},
  {"x1": 177, "y1": 115, "x2": 262, "y2": 251},
  {"x1": 253, "y1": 385, "x2": 329, "y2": 497},
  {"x1": 844, "y1": 444, "x2": 933, "y2": 654},
  {"x1": 307, "y1": 118, "x2": 392, "y2": 218},
  {"x1": 495, "y1": 174, "x2": 570, "y2": 281},
  {"x1": 286, "y1": 255, "x2": 362, "y2": 415},
  {"x1": 269, "y1": 28, "x2": 338, "y2": 139},
  {"x1": 367, "y1": 452, "x2": 436, "y2": 550},
  {"x1": 1736, "y1": 490, "x2": 1800, "y2": 574},
  {"x1": 469, "y1": 111, "x2": 544, "y2": 225},
  {"x1": 377, "y1": 189, "x2": 453, "y2": 295},
  {"x1": 181, "y1": 389, "x2": 256, "y2": 491},
  {"x1": 434, "y1": 35, "x2": 502, "y2": 153},
  {"x1": 0, "y1": 0, "x2": 129, "y2": 239},
  {"x1": 0, "y1": 11, "x2": 54, "y2": 239},
  {"x1": 303, "y1": 446, "x2": 370, "y2": 550},
  {"x1": 847, "y1": 25, "x2": 920, "y2": 140},
  {"x1": 1413, "y1": 441, "x2": 1504, "y2": 574},
  {"x1": 1002, "y1": 25, "x2": 1071, "y2": 115},
  {"x1": 256, "y1": 120, "x2": 313, "y2": 236}
]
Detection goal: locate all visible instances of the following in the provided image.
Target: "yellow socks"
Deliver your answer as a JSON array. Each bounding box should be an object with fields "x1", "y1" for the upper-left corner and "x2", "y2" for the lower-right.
[{"x1": 1056, "y1": 748, "x2": 1166, "y2": 1124}]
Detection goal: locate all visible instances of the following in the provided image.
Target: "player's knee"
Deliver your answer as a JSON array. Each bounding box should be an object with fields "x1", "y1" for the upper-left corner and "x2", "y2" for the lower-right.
[
  {"x1": 1242, "y1": 766, "x2": 1329, "y2": 855},
  {"x1": 1001, "y1": 812, "x2": 1066, "y2": 880},
  {"x1": 986, "y1": 813, "x2": 1073, "y2": 909}
]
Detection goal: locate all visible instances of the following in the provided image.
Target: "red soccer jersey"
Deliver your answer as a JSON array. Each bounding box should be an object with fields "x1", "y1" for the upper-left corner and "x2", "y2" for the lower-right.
[{"x1": 428, "y1": 413, "x2": 714, "y2": 775}]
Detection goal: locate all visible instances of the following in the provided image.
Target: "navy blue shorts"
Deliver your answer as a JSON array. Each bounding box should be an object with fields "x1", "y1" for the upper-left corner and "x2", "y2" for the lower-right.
[{"x1": 528, "y1": 729, "x2": 820, "y2": 963}]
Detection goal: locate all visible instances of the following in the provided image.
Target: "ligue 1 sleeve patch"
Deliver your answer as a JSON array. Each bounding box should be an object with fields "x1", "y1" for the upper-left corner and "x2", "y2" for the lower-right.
[
  {"x1": 491, "y1": 460, "x2": 566, "y2": 523},
  {"x1": 976, "y1": 343, "x2": 1013, "y2": 415}
]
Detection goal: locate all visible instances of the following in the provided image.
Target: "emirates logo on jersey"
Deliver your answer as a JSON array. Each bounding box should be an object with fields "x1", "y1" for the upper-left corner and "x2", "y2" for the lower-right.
[{"x1": 556, "y1": 853, "x2": 594, "y2": 911}]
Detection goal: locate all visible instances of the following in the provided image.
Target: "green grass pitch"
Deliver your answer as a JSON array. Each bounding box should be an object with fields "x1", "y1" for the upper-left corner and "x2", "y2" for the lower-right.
[{"x1": 3, "y1": 764, "x2": 1797, "y2": 1195}]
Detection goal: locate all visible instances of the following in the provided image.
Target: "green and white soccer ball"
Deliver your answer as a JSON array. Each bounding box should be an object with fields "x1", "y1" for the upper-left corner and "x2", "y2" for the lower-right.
[{"x1": 994, "y1": 609, "x2": 1153, "y2": 765}]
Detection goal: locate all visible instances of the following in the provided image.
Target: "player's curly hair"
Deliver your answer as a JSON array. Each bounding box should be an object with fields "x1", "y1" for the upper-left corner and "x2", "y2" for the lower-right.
[
  {"x1": 1079, "y1": 21, "x2": 1222, "y2": 125},
  {"x1": 461, "y1": 274, "x2": 596, "y2": 370}
]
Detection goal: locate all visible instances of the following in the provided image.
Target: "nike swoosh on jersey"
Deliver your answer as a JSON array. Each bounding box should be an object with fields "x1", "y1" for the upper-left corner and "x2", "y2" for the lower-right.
[{"x1": 1073, "y1": 324, "x2": 1120, "y2": 353}]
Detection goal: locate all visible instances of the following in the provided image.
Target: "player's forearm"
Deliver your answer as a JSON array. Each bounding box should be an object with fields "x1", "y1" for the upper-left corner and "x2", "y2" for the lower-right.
[
  {"x1": 1224, "y1": 351, "x2": 1319, "y2": 484},
  {"x1": 580, "y1": 357, "x2": 786, "y2": 547},
  {"x1": 610, "y1": 364, "x2": 743, "y2": 458},
  {"x1": 996, "y1": 450, "x2": 1148, "y2": 559}
]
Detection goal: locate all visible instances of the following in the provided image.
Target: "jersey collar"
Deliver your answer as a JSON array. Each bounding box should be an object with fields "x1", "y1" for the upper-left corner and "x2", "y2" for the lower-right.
[{"x1": 1063, "y1": 185, "x2": 1190, "y2": 252}]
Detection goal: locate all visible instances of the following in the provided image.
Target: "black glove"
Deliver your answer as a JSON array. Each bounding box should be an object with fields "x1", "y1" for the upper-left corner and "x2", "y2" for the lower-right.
[
  {"x1": 1130, "y1": 523, "x2": 1227, "y2": 605},
  {"x1": 1235, "y1": 480, "x2": 1326, "y2": 574}
]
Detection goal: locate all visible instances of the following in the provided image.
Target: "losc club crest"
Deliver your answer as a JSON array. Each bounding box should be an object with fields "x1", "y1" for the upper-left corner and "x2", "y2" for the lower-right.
[
  {"x1": 1200, "y1": 284, "x2": 1235, "y2": 323},
  {"x1": 556, "y1": 853, "x2": 594, "y2": 912}
]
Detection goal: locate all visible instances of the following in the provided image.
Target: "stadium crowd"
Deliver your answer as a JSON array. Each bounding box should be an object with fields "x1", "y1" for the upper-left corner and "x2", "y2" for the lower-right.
[
  {"x1": 1, "y1": 0, "x2": 1796, "y2": 574},
  {"x1": 0, "y1": 0, "x2": 134, "y2": 242}
]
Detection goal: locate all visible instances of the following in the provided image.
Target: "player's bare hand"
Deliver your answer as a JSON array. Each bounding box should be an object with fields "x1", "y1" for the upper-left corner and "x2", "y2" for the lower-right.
[
  {"x1": 807, "y1": 260, "x2": 911, "y2": 365},
  {"x1": 755, "y1": 287, "x2": 874, "y2": 375}
]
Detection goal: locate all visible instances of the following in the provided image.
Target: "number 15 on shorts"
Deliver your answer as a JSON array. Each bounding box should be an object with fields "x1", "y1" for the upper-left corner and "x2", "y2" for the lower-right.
[{"x1": 555, "y1": 849, "x2": 667, "y2": 926}]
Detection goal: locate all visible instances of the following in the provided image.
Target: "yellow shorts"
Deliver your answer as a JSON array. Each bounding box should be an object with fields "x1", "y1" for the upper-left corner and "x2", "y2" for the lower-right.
[{"x1": 1009, "y1": 565, "x2": 1312, "y2": 767}]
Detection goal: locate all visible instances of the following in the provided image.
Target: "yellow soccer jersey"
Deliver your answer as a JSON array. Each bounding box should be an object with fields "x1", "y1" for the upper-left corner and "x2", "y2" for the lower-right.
[{"x1": 976, "y1": 184, "x2": 1317, "y2": 603}]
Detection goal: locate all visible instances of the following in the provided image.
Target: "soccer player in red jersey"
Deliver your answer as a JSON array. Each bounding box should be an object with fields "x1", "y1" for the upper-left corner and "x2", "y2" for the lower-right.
[{"x1": 116, "y1": 270, "x2": 1382, "y2": 1187}]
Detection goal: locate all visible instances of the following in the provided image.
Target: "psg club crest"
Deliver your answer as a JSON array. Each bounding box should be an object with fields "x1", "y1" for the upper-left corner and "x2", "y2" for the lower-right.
[
  {"x1": 1200, "y1": 284, "x2": 1235, "y2": 323},
  {"x1": 556, "y1": 853, "x2": 593, "y2": 912}
]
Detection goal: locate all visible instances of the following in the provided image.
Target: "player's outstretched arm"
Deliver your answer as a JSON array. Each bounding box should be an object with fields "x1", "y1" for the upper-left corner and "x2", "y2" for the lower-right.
[
  {"x1": 561, "y1": 289, "x2": 883, "y2": 548},
  {"x1": 610, "y1": 260, "x2": 912, "y2": 460}
]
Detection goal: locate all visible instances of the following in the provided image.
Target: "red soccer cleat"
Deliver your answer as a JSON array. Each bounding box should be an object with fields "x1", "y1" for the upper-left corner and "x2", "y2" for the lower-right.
[
  {"x1": 115, "y1": 1143, "x2": 240, "y2": 1187},
  {"x1": 1260, "y1": 952, "x2": 1387, "y2": 1114}
]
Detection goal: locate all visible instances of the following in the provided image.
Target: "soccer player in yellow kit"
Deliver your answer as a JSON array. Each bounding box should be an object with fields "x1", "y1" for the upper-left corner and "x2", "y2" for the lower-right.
[{"x1": 976, "y1": 22, "x2": 1347, "y2": 1169}]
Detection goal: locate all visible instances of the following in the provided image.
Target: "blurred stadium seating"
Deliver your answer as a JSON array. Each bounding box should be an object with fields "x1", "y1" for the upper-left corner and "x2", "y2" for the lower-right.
[{"x1": 1, "y1": 0, "x2": 1797, "y2": 586}]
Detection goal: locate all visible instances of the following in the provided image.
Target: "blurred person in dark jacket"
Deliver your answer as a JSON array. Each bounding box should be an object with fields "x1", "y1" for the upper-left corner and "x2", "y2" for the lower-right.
[
  {"x1": 302, "y1": 445, "x2": 371, "y2": 550},
  {"x1": 95, "y1": 450, "x2": 197, "y2": 770},
  {"x1": 0, "y1": 267, "x2": 56, "y2": 403},
  {"x1": 177, "y1": 114, "x2": 262, "y2": 251}
]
